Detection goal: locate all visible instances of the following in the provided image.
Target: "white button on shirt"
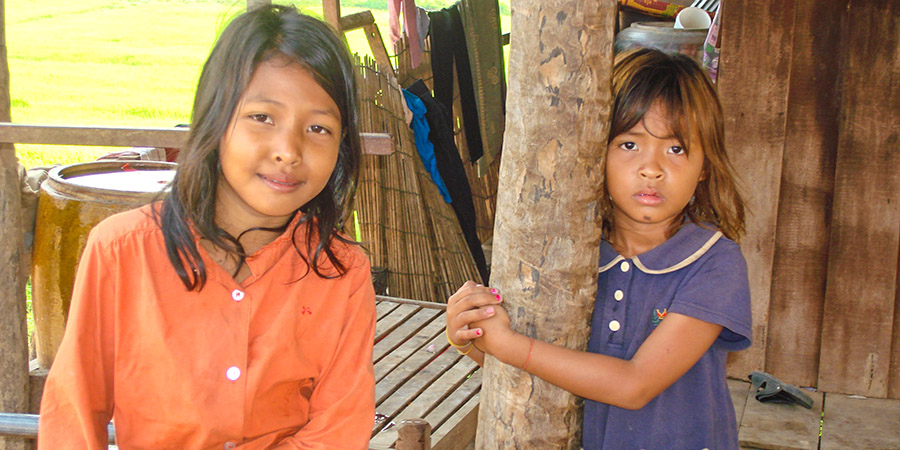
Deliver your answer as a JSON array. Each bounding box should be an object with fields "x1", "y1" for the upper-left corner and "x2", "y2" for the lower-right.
[
  {"x1": 231, "y1": 289, "x2": 244, "y2": 302},
  {"x1": 609, "y1": 320, "x2": 621, "y2": 332},
  {"x1": 620, "y1": 261, "x2": 630, "y2": 272},
  {"x1": 614, "y1": 290, "x2": 624, "y2": 301},
  {"x1": 226, "y1": 366, "x2": 241, "y2": 381},
  {"x1": 224, "y1": 442, "x2": 236, "y2": 450}
]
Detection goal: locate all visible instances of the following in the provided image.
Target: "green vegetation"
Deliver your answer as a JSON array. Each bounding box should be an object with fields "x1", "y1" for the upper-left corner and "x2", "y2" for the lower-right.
[{"x1": 9, "y1": 0, "x2": 510, "y2": 168}]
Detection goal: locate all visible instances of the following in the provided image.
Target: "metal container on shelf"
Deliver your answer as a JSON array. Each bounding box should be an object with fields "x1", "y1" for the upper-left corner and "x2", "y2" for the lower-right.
[
  {"x1": 614, "y1": 21, "x2": 708, "y2": 65},
  {"x1": 31, "y1": 161, "x2": 176, "y2": 369}
]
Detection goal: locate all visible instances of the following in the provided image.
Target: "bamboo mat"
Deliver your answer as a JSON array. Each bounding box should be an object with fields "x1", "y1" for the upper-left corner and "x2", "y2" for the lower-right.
[{"x1": 354, "y1": 52, "x2": 486, "y2": 302}]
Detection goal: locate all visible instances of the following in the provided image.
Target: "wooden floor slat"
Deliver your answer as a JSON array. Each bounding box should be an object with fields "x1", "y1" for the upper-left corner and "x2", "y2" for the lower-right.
[
  {"x1": 820, "y1": 394, "x2": 900, "y2": 450},
  {"x1": 374, "y1": 316, "x2": 446, "y2": 381},
  {"x1": 375, "y1": 303, "x2": 420, "y2": 341},
  {"x1": 373, "y1": 308, "x2": 442, "y2": 363},
  {"x1": 369, "y1": 358, "x2": 479, "y2": 448}
]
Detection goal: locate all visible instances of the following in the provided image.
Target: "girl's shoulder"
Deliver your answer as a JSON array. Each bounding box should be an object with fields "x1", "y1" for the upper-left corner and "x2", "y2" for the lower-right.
[{"x1": 87, "y1": 203, "x2": 162, "y2": 248}]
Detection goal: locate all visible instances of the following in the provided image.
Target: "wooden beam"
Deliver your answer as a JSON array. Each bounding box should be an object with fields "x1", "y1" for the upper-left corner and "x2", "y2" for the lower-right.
[
  {"x1": 475, "y1": 0, "x2": 614, "y2": 447},
  {"x1": 339, "y1": 10, "x2": 374, "y2": 31},
  {"x1": 0, "y1": 124, "x2": 393, "y2": 155},
  {"x1": 0, "y1": 0, "x2": 31, "y2": 447}
]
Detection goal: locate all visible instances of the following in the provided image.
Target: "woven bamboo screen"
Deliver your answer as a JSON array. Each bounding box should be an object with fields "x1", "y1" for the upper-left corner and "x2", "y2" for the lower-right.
[{"x1": 353, "y1": 46, "x2": 499, "y2": 303}]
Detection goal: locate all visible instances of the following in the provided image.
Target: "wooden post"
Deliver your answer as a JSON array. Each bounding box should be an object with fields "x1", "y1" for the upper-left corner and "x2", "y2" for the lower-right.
[
  {"x1": 322, "y1": 0, "x2": 341, "y2": 32},
  {"x1": 475, "y1": 1, "x2": 614, "y2": 448},
  {"x1": 246, "y1": 0, "x2": 270, "y2": 10},
  {"x1": 395, "y1": 419, "x2": 431, "y2": 450},
  {"x1": 0, "y1": 0, "x2": 31, "y2": 448}
]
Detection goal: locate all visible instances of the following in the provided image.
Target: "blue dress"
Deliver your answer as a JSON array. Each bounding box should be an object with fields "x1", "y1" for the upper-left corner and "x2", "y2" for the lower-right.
[{"x1": 583, "y1": 223, "x2": 752, "y2": 450}]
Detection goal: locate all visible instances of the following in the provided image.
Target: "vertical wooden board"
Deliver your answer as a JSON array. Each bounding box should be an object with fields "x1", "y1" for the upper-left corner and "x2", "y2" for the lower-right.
[
  {"x1": 893, "y1": 262, "x2": 900, "y2": 399},
  {"x1": 818, "y1": 1, "x2": 900, "y2": 398},
  {"x1": 737, "y1": 388, "x2": 823, "y2": 450},
  {"x1": 820, "y1": 394, "x2": 900, "y2": 450},
  {"x1": 717, "y1": 0, "x2": 797, "y2": 379},
  {"x1": 763, "y1": 0, "x2": 842, "y2": 388}
]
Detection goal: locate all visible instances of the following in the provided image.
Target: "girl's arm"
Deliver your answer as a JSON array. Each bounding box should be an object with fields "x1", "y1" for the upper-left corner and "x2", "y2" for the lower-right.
[
  {"x1": 273, "y1": 257, "x2": 376, "y2": 450},
  {"x1": 38, "y1": 229, "x2": 116, "y2": 449},
  {"x1": 446, "y1": 281, "x2": 505, "y2": 366},
  {"x1": 472, "y1": 299, "x2": 722, "y2": 410}
]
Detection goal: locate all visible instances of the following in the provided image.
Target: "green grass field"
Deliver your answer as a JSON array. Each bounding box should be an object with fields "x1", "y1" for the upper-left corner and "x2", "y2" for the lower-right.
[{"x1": 9, "y1": 0, "x2": 509, "y2": 168}]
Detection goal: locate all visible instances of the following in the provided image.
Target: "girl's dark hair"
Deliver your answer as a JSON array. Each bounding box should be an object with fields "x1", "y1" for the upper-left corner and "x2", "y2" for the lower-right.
[
  {"x1": 158, "y1": 5, "x2": 362, "y2": 290},
  {"x1": 600, "y1": 47, "x2": 745, "y2": 241}
]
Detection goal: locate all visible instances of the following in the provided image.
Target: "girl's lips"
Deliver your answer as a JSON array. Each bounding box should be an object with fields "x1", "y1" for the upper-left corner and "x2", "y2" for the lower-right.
[
  {"x1": 259, "y1": 174, "x2": 301, "y2": 191},
  {"x1": 634, "y1": 192, "x2": 663, "y2": 206}
]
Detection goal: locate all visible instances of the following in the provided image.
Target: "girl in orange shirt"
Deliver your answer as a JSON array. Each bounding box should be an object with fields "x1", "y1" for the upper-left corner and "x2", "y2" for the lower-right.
[{"x1": 39, "y1": 5, "x2": 376, "y2": 449}]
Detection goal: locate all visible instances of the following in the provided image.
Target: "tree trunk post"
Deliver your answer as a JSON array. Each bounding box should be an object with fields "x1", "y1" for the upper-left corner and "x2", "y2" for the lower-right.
[
  {"x1": 475, "y1": 1, "x2": 615, "y2": 448},
  {"x1": 0, "y1": 0, "x2": 31, "y2": 448}
]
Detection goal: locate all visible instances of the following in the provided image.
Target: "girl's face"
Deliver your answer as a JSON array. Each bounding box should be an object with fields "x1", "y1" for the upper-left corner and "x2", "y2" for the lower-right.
[
  {"x1": 606, "y1": 103, "x2": 705, "y2": 234},
  {"x1": 216, "y1": 56, "x2": 342, "y2": 233}
]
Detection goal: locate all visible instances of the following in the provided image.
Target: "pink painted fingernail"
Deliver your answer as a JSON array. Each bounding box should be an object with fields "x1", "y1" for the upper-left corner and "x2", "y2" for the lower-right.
[
  {"x1": 496, "y1": 294, "x2": 502, "y2": 302},
  {"x1": 491, "y1": 288, "x2": 498, "y2": 294},
  {"x1": 475, "y1": 329, "x2": 482, "y2": 336},
  {"x1": 486, "y1": 307, "x2": 495, "y2": 314}
]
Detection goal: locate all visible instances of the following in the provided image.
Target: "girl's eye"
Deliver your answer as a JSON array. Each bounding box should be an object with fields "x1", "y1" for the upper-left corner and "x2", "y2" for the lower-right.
[
  {"x1": 250, "y1": 114, "x2": 273, "y2": 124},
  {"x1": 308, "y1": 125, "x2": 332, "y2": 135},
  {"x1": 620, "y1": 141, "x2": 637, "y2": 150},
  {"x1": 668, "y1": 145, "x2": 686, "y2": 155}
]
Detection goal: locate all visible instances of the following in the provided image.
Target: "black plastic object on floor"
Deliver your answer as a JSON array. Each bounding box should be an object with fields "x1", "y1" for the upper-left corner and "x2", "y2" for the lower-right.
[{"x1": 749, "y1": 371, "x2": 815, "y2": 409}]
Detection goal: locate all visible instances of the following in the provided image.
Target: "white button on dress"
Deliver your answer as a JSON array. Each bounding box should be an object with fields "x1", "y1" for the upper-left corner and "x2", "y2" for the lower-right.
[
  {"x1": 620, "y1": 261, "x2": 630, "y2": 272},
  {"x1": 231, "y1": 289, "x2": 244, "y2": 302},
  {"x1": 614, "y1": 290, "x2": 624, "y2": 301},
  {"x1": 224, "y1": 442, "x2": 236, "y2": 450},
  {"x1": 226, "y1": 366, "x2": 241, "y2": 381},
  {"x1": 609, "y1": 320, "x2": 621, "y2": 332}
]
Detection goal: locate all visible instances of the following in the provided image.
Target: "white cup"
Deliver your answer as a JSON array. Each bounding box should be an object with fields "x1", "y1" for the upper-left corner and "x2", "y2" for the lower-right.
[{"x1": 674, "y1": 7, "x2": 712, "y2": 29}]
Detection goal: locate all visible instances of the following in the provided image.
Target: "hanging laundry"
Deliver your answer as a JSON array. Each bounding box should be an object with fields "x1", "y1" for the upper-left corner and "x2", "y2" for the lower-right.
[
  {"x1": 428, "y1": 4, "x2": 485, "y2": 163},
  {"x1": 407, "y1": 79, "x2": 489, "y2": 284},
  {"x1": 459, "y1": 0, "x2": 506, "y2": 175},
  {"x1": 402, "y1": 89, "x2": 453, "y2": 203},
  {"x1": 388, "y1": 0, "x2": 423, "y2": 68}
]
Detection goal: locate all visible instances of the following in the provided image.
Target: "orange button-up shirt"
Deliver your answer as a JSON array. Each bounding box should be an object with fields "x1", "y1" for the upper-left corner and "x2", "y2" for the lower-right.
[{"x1": 38, "y1": 205, "x2": 376, "y2": 449}]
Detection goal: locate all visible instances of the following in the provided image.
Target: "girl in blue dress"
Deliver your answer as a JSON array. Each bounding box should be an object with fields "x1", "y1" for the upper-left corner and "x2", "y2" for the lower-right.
[{"x1": 446, "y1": 48, "x2": 752, "y2": 449}]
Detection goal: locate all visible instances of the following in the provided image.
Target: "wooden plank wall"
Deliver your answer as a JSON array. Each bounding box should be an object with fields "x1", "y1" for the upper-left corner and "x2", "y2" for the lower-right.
[{"x1": 719, "y1": 0, "x2": 900, "y2": 398}]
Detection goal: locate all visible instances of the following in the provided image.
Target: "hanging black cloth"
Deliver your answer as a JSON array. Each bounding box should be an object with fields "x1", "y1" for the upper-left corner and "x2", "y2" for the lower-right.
[
  {"x1": 428, "y1": 4, "x2": 484, "y2": 163},
  {"x1": 406, "y1": 79, "x2": 489, "y2": 284}
]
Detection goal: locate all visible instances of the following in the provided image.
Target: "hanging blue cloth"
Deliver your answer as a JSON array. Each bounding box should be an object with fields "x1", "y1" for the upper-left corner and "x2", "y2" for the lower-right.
[{"x1": 402, "y1": 88, "x2": 453, "y2": 203}]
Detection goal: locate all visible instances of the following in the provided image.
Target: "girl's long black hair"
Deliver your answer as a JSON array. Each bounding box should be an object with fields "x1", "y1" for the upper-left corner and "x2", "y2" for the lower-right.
[{"x1": 157, "y1": 5, "x2": 362, "y2": 291}]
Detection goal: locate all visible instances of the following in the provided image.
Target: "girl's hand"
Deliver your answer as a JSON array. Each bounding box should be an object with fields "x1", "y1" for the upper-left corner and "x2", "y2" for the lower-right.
[
  {"x1": 469, "y1": 301, "x2": 515, "y2": 356},
  {"x1": 446, "y1": 281, "x2": 503, "y2": 348}
]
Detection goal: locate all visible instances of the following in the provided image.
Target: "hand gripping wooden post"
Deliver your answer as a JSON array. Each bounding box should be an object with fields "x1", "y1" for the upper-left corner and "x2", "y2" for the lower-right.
[{"x1": 475, "y1": 1, "x2": 615, "y2": 448}]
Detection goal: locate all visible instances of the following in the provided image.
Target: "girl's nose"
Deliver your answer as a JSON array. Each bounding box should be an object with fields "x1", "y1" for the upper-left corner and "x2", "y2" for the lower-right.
[
  {"x1": 273, "y1": 133, "x2": 302, "y2": 166},
  {"x1": 639, "y1": 157, "x2": 664, "y2": 180}
]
